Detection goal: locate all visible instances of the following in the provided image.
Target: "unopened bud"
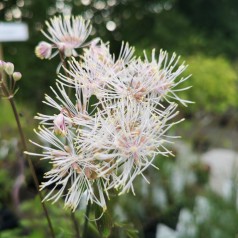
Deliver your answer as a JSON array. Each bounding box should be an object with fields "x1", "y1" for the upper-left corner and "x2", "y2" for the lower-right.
[
  {"x1": 54, "y1": 113, "x2": 67, "y2": 136},
  {"x1": 35, "y1": 41, "x2": 52, "y2": 59},
  {"x1": 13, "y1": 72, "x2": 22, "y2": 81},
  {"x1": 4, "y1": 62, "x2": 14, "y2": 75}
]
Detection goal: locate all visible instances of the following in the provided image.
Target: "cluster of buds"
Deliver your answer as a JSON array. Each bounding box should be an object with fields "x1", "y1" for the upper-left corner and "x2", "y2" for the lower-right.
[
  {"x1": 28, "y1": 15, "x2": 191, "y2": 212},
  {"x1": 0, "y1": 60, "x2": 22, "y2": 100},
  {"x1": 0, "y1": 60, "x2": 22, "y2": 81}
]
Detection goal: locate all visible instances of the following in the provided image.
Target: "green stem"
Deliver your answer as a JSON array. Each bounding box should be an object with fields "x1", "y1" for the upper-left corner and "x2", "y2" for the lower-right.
[
  {"x1": 0, "y1": 81, "x2": 56, "y2": 238},
  {"x1": 82, "y1": 202, "x2": 91, "y2": 238},
  {"x1": 71, "y1": 212, "x2": 81, "y2": 238}
]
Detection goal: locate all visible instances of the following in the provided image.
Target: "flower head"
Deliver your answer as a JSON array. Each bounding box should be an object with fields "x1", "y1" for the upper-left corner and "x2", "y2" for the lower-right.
[
  {"x1": 58, "y1": 41, "x2": 135, "y2": 99},
  {"x1": 98, "y1": 49, "x2": 191, "y2": 106},
  {"x1": 36, "y1": 15, "x2": 92, "y2": 59},
  {"x1": 30, "y1": 21, "x2": 191, "y2": 211},
  {"x1": 76, "y1": 100, "x2": 180, "y2": 195},
  {"x1": 27, "y1": 126, "x2": 108, "y2": 211},
  {"x1": 144, "y1": 49, "x2": 192, "y2": 105}
]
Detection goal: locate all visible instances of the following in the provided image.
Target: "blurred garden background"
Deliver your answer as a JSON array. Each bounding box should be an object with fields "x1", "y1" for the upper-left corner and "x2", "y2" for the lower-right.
[{"x1": 1, "y1": 0, "x2": 238, "y2": 237}]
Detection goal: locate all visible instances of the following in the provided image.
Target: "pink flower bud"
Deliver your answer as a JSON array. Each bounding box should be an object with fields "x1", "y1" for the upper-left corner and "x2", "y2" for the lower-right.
[
  {"x1": 13, "y1": 72, "x2": 22, "y2": 81},
  {"x1": 4, "y1": 62, "x2": 14, "y2": 75},
  {"x1": 54, "y1": 113, "x2": 67, "y2": 136},
  {"x1": 35, "y1": 41, "x2": 52, "y2": 59}
]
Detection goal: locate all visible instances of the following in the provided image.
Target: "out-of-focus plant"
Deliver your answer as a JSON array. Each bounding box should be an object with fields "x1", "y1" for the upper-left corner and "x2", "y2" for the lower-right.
[
  {"x1": 156, "y1": 194, "x2": 238, "y2": 238},
  {"x1": 180, "y1": 55, "x2": 238, "y2": 114},
  {"x1": 0, "y1": 60, "x2": 55, "y2": 237}
]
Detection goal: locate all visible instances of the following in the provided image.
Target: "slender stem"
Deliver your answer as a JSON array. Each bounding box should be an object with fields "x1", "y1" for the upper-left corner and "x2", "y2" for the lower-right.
[
  {"x1": 71, "y1": 212, "x2": 81, "y2": 238},
  {"x1": 0, "y1": 81, "x2": 56, "y2": 238},
  {"x1": 12, "y1": 146, "x2": 25, "y2": 214},
  {"x1": 82, "y1": 203, "x2": 91, "y2": 238}
]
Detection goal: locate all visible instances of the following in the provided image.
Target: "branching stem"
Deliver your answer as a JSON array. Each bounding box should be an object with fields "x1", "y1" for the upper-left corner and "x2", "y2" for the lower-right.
[{"x1": 0, "y1": 80, "x2": 56, "y2": 238}]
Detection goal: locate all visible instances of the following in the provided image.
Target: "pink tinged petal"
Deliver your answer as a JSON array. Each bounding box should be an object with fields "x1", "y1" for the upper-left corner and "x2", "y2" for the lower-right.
[{"x1": 35, "y1": 41, "x2": 52, "y2": 59}]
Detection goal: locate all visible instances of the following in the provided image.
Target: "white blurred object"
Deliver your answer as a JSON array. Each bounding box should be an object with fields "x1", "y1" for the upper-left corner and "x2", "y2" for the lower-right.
[
  {"x1": 152, "y1": 187, "x2": 168, "y2": 210},
  {"x1": 176, "y1": 209, "x2": 197, "y2": 237},
  {"x1": 0, "y1": 22, "x2": 28, "y2": 42},
  {"x1": 156, "y1": 224, "x2": 177, "y2": 238},
  {"x1": 171, "y1": 168, "x2": 186, "y2": 194},
  {"x1": 194, "y1": 196, "x2": 211, "y2": 224},
  {"x1": 170, "y1": 142, "x2": 197, "y2": 195},
  {"x1": 201, "y1": 149, "x2": 238, "y2": 199}
]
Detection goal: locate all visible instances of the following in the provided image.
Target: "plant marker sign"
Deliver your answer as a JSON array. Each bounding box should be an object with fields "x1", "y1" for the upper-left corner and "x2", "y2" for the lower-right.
[{"x1": 0, "y1": 22, "x2": 28, "y2": 42}]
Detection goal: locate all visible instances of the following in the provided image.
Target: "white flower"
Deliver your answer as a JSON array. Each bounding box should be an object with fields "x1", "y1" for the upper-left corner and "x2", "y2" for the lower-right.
[
  {"x1": 30, "y1": 26, "x2": 191, "y2": 211},
  {"x1": 58, "y1": 41, "x2": 135, "y2": 99},
  {"x1": 144, "y1": 49, "x2": 192, "y2": 106},
  {"x1": 100, "y1": 49, "x2": 191, "y2": 106},
  {"x1": 75, "y1": 99, "x2": 181, "y2": 195},
  {"x1": 36, "y1": 82, "x2": 91, "y2": 126},
  {"x1": 38, "y1": 15, "x2": 92, "y2": 58},
  {"x1": 27, "y1": 81, "x2": 109, "y2": 211},
  {"x1": 27, "y1": 126, "x2": 108, "y2": 211}
]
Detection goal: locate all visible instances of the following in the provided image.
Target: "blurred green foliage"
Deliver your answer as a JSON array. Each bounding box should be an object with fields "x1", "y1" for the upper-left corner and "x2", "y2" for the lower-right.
[
  {"x1": 181, "y1": 55, "x2": 238, "y2": 113},
  {"x1": 0, "y1": 100, "x2": 16, "y2": 129},
  {"x1": 0, "y1": 0, "x2": 238, "y2": 115},
  {"x1": 193, "y1": 194, "x2": 238, "y2": 238},
  {"x1": 176, "y1": 0, "x2": 238, "y2": 58}
]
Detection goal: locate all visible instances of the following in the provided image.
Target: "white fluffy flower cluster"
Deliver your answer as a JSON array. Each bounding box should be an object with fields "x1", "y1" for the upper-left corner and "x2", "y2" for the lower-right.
[{"x1": 30, "y1": 15, "x2": 191, "y2": 212}]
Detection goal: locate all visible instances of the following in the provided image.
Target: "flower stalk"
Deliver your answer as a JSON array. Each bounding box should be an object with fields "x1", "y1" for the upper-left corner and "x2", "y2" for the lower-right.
[
  {"x1": 82, "y1": 202, "x2": 91, "y2": 238},
  {"x1": 0, "y1": 70, "x2": 56, "y2": 238}
]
